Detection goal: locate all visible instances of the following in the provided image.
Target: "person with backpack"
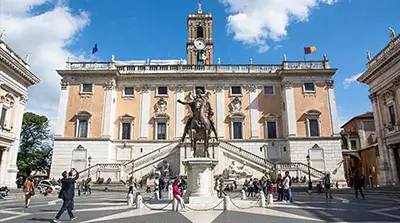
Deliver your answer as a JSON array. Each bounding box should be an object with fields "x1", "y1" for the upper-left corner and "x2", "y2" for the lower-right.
[{"x1": 323, "y1": 172, "x2": 333, "y2": 199}]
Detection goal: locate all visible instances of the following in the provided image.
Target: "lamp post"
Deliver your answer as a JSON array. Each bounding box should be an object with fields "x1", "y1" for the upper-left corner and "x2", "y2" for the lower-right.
[
  {"x1": 263, "y1": 144, "x2": 268, "y2": 173},
  {"x1": 88, "y1": 156, "x2": 92, "y2": 178},
  {"x1": 306, "y1": 155, "x2": 313, "y2": 193}
]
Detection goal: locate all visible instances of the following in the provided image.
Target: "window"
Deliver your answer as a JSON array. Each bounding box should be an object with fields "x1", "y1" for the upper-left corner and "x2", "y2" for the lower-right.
[
  {"x1": 233, "y1": 122, "x2": 243, "y2": 139},
  {"x1": 157, "y1": 122, "x2": 167, "y2": 140},
  {"x1": 81, "y1": 84, "x2": 93, "y2": 93},
  {"x1": 351, "y1": 140, "x2": 357, "y2": 150},
  {"x1": 123, "y1": 87, "x2": 134, "y2": 96},
  {"x1": 0, "y1": 107, "x2": 6, "y2": 128},
  {"x1": 230, "y1": 86, "x2": 242, "y2": 95},
  {"x1": 389, "y1": 105, "x2": 396, "y2": 126},
  {"x1": 309, "y1": 119, "x2": 320, "y2": 137},
  {"x1": 263, "y1": 86, "x2": 274, "y2": 95},
  {"x1": 121, "y1": 123, "x2": 131, "y2": 140},
  {"x1": 267, "y1": 121, "x2": 277, "y2": 139},
  {"x1": 77, "y1": 120, "x2": 88, "y2": 138},
  {"x1": 195, "y1": 86, "x2": 205, "y2": 94},
  {"x1": 197, "y1": 26, "x2": 204, "y2": 38},
  {"x1": 75, "y1": 111, "x2": 91, "y2": 138},
  {"x1": 157, "y1": 86, "x2": 168, "y2": 96},
  {"x1": 303, "y1": 83, "x2": 316, "y2": 93}
]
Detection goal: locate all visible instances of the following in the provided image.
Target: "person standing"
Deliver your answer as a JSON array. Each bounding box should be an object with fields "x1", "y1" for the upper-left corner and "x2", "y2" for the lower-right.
[
  {"x1": 158, "y1": 176, "x2": 165, "y2": 199},
  {"x1": 276, "y1": 174, "x2": 284, "y2": 201},
  {"x1": 23, "y1": 176, "x2": 35, "y2": 208},
  {"x1": 283, "y1": 171, "x2": 293, "y2": 203},
  {"x1": 154, "y1": 177, "x2": 160, "y2": 199},
  {"x1": 179, "y1": 176, "x2": 187, "y2": 197},
  {"x1": 168, "y1": 177, "x2": 174, "y2": 200},
  {"x1": 323, "y1": 173, "x2": 333, "y2": 199},
  {"x1": 354, "y1": 172, "x2": 365, "y2": 200},
  {"x1": 52, "y1": 168, "x2": 79, "y2": 223},
  {"x1": 218, "y1": 175, "x2": 224, "y2": 198},
  {"x1": 173, "y1": 179, "x2": 188, "y2": 212}
]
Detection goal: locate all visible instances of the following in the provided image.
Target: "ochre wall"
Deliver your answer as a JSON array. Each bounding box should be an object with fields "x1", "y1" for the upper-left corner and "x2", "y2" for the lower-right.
[
  {"x1": 258, "y1": 86, "x2": 283, "y2": 138},
  {"x1": 114, "y1": 87, "x2": 141, "y2": 140}
]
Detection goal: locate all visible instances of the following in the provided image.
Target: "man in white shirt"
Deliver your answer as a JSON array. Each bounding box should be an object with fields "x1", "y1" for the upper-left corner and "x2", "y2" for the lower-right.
[{"x1": 283, "y1": 171, "x2": 293, "y2": 202}]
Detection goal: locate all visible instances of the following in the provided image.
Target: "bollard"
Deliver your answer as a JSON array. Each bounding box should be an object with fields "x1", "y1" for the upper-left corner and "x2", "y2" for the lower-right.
[
  {"x1": 267, "y1": 193, "x2": 273, "y2": 206},
  {"x1": 155, "y1": 191, "x2": 160, "y2": 200},
  {"x1": 259, "y1": 191, "x2": 266, "y2": 208},
  {"x1": 173, "y1": 197, "x2": 178, "y2": 211},
  {"x1": 241, "y1": 190, "x2": 246, "y2": 200},
  {"x1": 135, "y1": 195, "x2": 143, "y2": 209},
  {"x1": 223, "y1": 196, "x2": 231, "y2": 211}
]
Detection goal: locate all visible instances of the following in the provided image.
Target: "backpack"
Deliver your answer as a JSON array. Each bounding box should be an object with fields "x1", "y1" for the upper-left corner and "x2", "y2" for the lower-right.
[
  {"x1": 288, "y1": 176, "x2": 292, "y2": 187},
  {"x1": 324, "y1": 177, "x2": 331, "y2": 186}
]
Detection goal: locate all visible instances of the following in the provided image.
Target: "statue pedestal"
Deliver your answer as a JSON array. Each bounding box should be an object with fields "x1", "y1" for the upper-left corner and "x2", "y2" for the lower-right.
[{"x1": 182, "y1": 158, "x2": 219, "y2": 204}]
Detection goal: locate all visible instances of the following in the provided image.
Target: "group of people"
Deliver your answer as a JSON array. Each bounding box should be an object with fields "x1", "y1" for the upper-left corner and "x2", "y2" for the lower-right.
[
  {"x1": 77, "y1": 177, "x2": 92, "y2": 196},
  {"x1": 0, "y1": 186, "x2": 10, "y2": 199}
]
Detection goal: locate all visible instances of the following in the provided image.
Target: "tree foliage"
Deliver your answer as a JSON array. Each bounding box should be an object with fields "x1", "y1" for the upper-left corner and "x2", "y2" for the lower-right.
[{"x1": 17, "y1": 112, "x2": 53, "y2": 176}]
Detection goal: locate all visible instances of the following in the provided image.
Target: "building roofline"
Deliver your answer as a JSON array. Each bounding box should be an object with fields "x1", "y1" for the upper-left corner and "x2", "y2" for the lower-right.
[{"x1": 340, "y1": 112, "x2": 374, "y2": 129}]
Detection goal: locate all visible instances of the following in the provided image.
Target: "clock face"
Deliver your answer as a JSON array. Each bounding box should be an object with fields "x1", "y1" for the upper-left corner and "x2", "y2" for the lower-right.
[{"x1": 194, "y1": 38, "x2": 206, "y2": 50}]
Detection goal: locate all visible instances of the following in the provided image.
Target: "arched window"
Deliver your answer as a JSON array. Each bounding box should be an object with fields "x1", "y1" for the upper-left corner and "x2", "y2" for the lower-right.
[
  {"x1": 75, "y1": 111, "x2": 91, "y2": 138},
  {"x1": 197, "y1": 26, "x2": 204, "y2": 38}
]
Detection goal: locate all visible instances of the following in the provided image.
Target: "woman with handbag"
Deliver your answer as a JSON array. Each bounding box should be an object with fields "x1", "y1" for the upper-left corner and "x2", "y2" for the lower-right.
[{"x1": 23, "y1": 176, "x2": 35, "y2": 208}]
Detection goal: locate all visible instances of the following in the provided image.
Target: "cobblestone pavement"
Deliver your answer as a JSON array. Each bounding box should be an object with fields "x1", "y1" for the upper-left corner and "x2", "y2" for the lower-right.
[{"x1": 1, "y1": 189, "x2": 400, "y2": 223}]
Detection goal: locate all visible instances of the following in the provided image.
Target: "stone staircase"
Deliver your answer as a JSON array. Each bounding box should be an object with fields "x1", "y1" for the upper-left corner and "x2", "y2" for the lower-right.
[{"x1": 219, "y1": 140, "x2": 325, "y2": 179}]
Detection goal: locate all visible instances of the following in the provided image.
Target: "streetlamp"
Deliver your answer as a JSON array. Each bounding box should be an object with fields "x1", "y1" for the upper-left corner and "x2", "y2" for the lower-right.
[
  {"x1": 88, "y1": 156, "x2": 92, "y2": 178},
  {"x1": 306, "y1": 155, "x2": 313, "y2": 193},
  {"x1": 263, "y1": 144, "x2": 268, "y2": 173}
]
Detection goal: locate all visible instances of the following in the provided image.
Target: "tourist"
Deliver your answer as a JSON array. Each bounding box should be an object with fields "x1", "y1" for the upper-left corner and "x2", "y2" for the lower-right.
[
  {"x1": 168, "y1": 177, "x2": 174, "y2": 200},
  {"x1": 247, "y1": 178, "x2": 254, "y2": 197},
  {"x1": 179, "y1": 176, "x2": 187, "y2": 197},
  {"x1": 323, "y1": 172, "x2": 333, "y2": 199},
  {"x1": 283, "y1": 171, "x2": 293, "y2": 203},
  {"x1": 127, "y1": 178, "x2": 135, "y2": 198},
  {"x1": 261, "y1": 173, "x2": 270, "y2": 195},
  {"x1": 146, "y1": 177, "x2": 151, "y2": 193},
  {"x1": 154, "y1": 177, "x2": 160, "y2": 199},
  {"x1": 267, "y1": 180, "x2": 274, "y2": 205},
  {"x1": 85, "y1": 177, "x2": 92, "y2": 195},
  {"x1": 23, "y1": 176, "x2": 35, "y2": 208},
  {"x1": 78, "y1": 179, "x2": 85, "y2": 196},
  {"x1": 276, "y1": 174, "x2": 284, "y2": 201},
  {"x1": 159, "y1": 176, "x2": 165, "y2": 199},
  {"x1": 173, "y1": 179, "x2": 188, "y2": 212},
  {"x1": 354, "y1": 172, "x2": 365, "y2": 200},
  {"x1": 127, "y1": 183, "x2": 137, "y2": 206},
  {"x1": 218, "y1": 175, "x2": 224, "y2": 198},
  {"x1": 52, "y1": 168, "x2": 79, "y2": 223},
  {"x1": 105, "y1": 177, "x2": 111, "y2": 191}
]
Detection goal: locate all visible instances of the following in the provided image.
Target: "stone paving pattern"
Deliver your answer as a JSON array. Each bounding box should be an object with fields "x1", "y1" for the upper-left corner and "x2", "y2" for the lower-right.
[{"x1": 1, "y1": 189, "x2": 400, "y2": 223}]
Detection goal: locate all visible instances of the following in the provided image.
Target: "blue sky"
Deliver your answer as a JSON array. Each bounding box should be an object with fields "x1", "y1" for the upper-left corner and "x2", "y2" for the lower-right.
[{"x1": 2, "y1": 0, "x2": 400, "y2": 126}]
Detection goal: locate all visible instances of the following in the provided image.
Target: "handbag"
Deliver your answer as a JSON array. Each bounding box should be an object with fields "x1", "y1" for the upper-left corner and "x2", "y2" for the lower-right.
[{"x1": 29, "y1": 191, "x2": 35, "y2": 196}]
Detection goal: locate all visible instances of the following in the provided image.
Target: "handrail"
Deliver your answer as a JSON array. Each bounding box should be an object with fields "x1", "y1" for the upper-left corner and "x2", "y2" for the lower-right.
[
  {"x1": 219, "y1": 140, "x2": 275, "y2": 169},
  {"x1": 123, "y1": 141, "x2": 179, "y2": 167}
]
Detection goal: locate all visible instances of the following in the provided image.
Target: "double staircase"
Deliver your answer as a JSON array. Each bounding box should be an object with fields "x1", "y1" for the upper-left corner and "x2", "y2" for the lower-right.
[{"x1": 79, "y1": 140, "x2": 325, "y2": 181}]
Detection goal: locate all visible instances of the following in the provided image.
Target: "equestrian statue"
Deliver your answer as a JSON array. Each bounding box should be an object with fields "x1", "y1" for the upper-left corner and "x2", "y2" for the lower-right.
[{"x1": 177, "y1": 89, "x2": 218, "y2": 157}]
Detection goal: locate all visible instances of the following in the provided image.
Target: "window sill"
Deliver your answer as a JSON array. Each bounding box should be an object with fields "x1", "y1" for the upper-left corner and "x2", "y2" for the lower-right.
[
  {"x1": 122, "y1": 95, "x2": 135, "y2": 99},
  {"x1": 230, "y1": 94, "x2": 242, "y2": 97},
  {"x1": 79, "y1": 92, "x2": 93, "y2": 95},
  {"x1": 155, "y1": 95, "x2": 169, "y2": 98}
]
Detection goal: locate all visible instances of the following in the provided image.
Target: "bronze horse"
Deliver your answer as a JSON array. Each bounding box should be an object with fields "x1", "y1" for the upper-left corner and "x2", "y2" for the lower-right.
[{"x1": 189, "y1": 98, "x2": 211, "y2": 157}]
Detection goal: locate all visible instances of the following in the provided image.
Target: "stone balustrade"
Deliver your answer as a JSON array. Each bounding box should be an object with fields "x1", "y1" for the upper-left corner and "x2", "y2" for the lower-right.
[
  {"x1": 79, "y1": 163, "x2": 121, "y2": 179},
  {"x1": 0, "y1": 40, "x2": 30, "y2": 69},
  {"x1": 367, "y1": 34, "x2": 400, "y2": 69}
]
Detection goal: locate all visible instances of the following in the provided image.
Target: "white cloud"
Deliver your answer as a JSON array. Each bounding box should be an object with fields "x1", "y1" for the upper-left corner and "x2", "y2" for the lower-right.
[
  {"x1": 343, "y1": 72, "x2": 363, "y2": 89},
  {"x1": 0, "y1": 1, "x2": 90, "y2": 122},
  {"x1": 220, "y1": 0, "x2": 337, "y2": 52}
]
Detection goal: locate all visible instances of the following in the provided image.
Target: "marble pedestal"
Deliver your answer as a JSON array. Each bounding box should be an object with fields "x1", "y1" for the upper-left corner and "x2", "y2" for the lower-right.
[{"x1": 182, "y1": 158, "x2": 219, "y2": 204}]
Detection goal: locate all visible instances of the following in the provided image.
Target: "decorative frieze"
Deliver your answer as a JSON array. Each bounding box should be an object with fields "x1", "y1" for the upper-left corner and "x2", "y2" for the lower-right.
[
  {"x1": 281, "y1": 82, "x2": 292, "y2": 90},
  {"x1": 230, "y1": 96, "x2": 243, "y2": 114},
  {"x1": 155, "y1": 97, "x2": 168, "y2": 115},
  {"x1": 141, "y1": 85, "x2": 150, "y2": 93},
  {"x1": 104, "y1": 79, "x2": 116, "y2": 90},
  {"x1": 393, "y1": 76, "x2": 400, "y2": 86},
  {"x1": 245, "y1": 84, "x2": 257, "y2": 93}
]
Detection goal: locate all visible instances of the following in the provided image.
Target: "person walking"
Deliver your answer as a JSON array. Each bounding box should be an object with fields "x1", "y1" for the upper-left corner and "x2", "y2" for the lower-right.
[
  {"x1": 354, "y1": 172, "x2": 365, "y2": 200},
  {"x1": 323, "y1": 173, "x2": 333, "y2": 199},
  {"x1": 276, "y1": 174, "x2": 284, "y2": 201},
  {"x1": 23, "y1": 176, "x2": 35, "y2": 208},
  {"x1": 261, "y1": 173, "x2": 269, "y2": 195},
  {"x1": 52, "y1": 168, "x2": 79, "y2": 223},
  {"x1": 173, "y1": 179, "x2": 188, "y2": 212}
]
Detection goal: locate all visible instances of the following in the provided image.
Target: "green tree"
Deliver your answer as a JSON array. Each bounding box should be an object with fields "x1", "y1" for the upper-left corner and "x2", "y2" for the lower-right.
[{"x1": 17, "y1": 112, "x2": 53, "y2": 176}]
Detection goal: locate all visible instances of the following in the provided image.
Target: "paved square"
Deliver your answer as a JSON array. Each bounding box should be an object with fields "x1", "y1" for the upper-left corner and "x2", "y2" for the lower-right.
[{"x1": 1, "y1": 190, "x2": 400, "y2": 223}]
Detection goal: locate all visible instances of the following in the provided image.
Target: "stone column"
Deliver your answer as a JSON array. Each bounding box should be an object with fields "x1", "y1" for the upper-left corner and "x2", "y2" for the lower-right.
[
  {"x1": 101, "y1": 80, "x2": 117, "y2": 138},
  {"x1": 5, "y1": 95, "x2": 27, "y2": 187},
  {"x1": 174, "y1": 85, "x2": 185, "y2": 139},
  {"x1": 215, "y1": 85, "x2": 225, "y2": 139},
  {"x1": 139, "y1": 85, "x2": 151, "y2": 139},
  {"x1": 370, "y1": 93, "x2": 392, "y2": 185},
  {"x1": 326, "y1": 80, "x2": 340, "y2": 136},
  {"x1": 282, "y1": 82, "x2": 297, "y2": 136},
  {"x1": 55, "y1": 81, "x2": 69, "y2": 136},
  {"x1": 247, "y1": 85, "x2": 259, "y2": 139}
]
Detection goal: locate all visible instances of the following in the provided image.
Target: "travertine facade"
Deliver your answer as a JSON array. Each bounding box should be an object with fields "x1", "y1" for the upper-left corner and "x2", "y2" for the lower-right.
[
  {"x1": 358, "y1": 29, "x2": 400, "y2": 185},
  {"x1": 50, "y1": 6, "x2": 345, "y2": 183},
  {"x1": 0, "y1": 35, "x2": 40, "y2": 187}
]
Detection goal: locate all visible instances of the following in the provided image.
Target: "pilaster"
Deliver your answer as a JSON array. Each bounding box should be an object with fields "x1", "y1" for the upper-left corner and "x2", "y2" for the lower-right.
[
  {"x1": 215, "y1": 85, "x2": 225, "y2": 138},
  {"x1": 246, "y1": 85, "x2": 260, "y2": 139},
  {"x1": 55, "y1": 81, "x2": 69, "y2": 136},
  {"x1": 101, "y1": 80, "x2": 117, "y2": 138},
  {"x1": 139, "y1": 85, "x2": 151, "y2": 139},
  {"x1": 325, "y1": 80, "x2": 340, "y2": 135},
  {"x1": 282, "y1": 82, "x2": 297, "y2": 136},
  {"x1": 174, "y1": 85, "x2": 185, "y2": 139}
]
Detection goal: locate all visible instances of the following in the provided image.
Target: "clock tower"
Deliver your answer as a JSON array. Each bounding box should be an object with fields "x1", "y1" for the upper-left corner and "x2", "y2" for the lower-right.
[{"x1": 186, "y1": 1, "x2": 214, "y2": 65}]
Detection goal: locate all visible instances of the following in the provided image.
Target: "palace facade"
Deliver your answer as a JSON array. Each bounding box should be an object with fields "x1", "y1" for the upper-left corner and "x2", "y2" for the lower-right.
[
  {"x1": 0, "y1": 34, "x2": 40, "y2": 187},
  {"x1": 358, "y1": 29, "x2": 400, "y2": 185},
  {"x1": 50, "y1": 5, "x2": 345, "y2": 183}
]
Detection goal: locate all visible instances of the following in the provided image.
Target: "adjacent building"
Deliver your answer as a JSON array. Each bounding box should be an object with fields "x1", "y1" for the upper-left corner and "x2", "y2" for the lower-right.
[
  {"x1": 358, "y1": 28, "x2": 400, "y2": 185},
  {"x1": 50, "y1": 4, "x2": 345, "y2": 184},
  {"x1": 341, "y1": 112, "x2": 379, "y2": 187},
  {"x1": 0, "y1": 33, "x2": 40, "y2": 187}
]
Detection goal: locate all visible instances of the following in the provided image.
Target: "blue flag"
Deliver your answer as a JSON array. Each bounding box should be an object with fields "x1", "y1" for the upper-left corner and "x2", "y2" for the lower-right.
[{"x1": 92, "y1": 44, "x2": 98, "y2": 54}]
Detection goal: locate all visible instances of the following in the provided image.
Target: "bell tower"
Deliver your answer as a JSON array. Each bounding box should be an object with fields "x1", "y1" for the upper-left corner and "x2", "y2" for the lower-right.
[{"x1": 186, "y1": 1, "x2": 214, "y2": 65}]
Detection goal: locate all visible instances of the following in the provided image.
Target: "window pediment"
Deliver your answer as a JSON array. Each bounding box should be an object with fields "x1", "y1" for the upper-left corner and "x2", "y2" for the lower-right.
[
  {"x1": 119, "y1": 114, "x2": 134, "y2": 122},
  {"x1": 75, "y1": 111, "x2": 92, "y2": 119},
  {"x1": 264, "y1": 113, "x2": 280, "y2": 121}
]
